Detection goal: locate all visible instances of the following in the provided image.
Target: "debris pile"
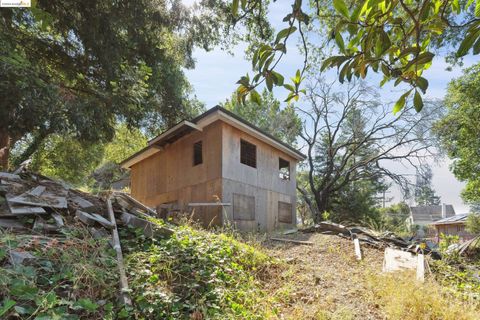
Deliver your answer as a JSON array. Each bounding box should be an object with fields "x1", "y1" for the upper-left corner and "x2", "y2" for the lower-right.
[
  {"x1": 302, "y1": 221, "x2": 440, "y2": 258},
  {"x1": 0, "y1": 170, "x2": 173, "y2": 307}
]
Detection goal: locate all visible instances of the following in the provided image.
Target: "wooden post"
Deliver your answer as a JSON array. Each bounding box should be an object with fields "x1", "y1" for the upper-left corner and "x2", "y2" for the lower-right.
[
  {"x1": 353, "y1": 238, "x2": 362, "y2": 261},
  {"x1": 107, "y1": 197, "x2": 132, "y2": 306}
]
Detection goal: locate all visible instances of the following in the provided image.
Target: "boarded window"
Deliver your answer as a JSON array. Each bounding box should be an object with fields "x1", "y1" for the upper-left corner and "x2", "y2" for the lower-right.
[
  {"x1": 193, "y1": 141, "x2": 203, "y2": 166},
  {"x1": 278, "y1": 201, "x2": 293, "y2": 223},
  {"x1": 279, "y1": 158, "x2": 290, "y2": 180},
  {"x1": 233, "y1": 194, "x2": 255, "y2": 220},
  {"x1": 240, "y1": 139, "x2": 256, "y2": 168}
]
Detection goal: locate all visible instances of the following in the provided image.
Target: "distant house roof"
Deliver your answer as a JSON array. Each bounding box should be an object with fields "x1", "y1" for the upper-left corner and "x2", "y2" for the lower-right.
[
  {"x1": 409, "y1": 204, "x2": 456, "y2": 225},
  {"x1": 120, "y1": 106, "x2": 306, "y2": 168},
  {"x1": 432, "y1": 214, "x2": 469, "y2": 225}
]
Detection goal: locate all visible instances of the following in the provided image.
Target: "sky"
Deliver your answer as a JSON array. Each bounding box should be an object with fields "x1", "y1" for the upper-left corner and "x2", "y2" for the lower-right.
[{"x1": 183, "y1": 1, "x2": 477, "y2": 213}]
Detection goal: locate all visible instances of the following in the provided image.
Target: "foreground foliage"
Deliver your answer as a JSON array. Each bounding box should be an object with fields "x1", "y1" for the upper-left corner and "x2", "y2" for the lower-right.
[{"x1": 125, "y1": 226, "x2": 273, "y2": 319}]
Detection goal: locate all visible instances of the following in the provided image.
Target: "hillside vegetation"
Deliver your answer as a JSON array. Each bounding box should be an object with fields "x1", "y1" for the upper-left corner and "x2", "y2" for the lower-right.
[{"x1": 1, "y1": 218, "x2": 479, "y2": 319}]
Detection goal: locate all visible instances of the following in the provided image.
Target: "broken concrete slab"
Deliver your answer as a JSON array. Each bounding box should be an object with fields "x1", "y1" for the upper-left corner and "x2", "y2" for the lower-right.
[{"x1": 382, "y1": 247, "x2": 425, "y2": 282}]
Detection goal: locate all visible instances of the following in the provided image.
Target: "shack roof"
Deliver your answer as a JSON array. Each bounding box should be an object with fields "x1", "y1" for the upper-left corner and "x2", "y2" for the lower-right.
[
  {"x1": 432, "y1": 214, "x2": 469, "y2": 225},
  {"x1": 409, "y1": 204, "x2": 456, "y2": 224},
  {"x1": 120, "y1": 106, "x2": 306, "y2": 168}
]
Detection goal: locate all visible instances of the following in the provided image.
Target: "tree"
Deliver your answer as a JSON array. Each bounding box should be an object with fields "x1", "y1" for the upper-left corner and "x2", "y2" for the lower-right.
[
  {"x1": 25, "y1": 124, "x2": 148, "y2": 187},
  {"x1": 297, "y1": 77, "x2": 439, "y2": 223},
  {"x1": 222, "y1": 89, "x2": 302, "y2": 145},
  {"x1": 230, "y1": 0, "x2": 480, "y2": 112},
  {"x1": 0, "y1": 0, "x2": 271, "y2": 170},
  {"x1": 466, "y1": 214, "x2": 480, "y2": 235},
  {"x1": 414, "y1": 165, "x2": 441, "y2": 205},
  {"x1": 434, "y1": 64, "x2": 480, "y2": 207}
]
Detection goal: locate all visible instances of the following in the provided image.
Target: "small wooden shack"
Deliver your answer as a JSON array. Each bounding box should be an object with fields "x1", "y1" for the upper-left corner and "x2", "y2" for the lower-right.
[
  {"x1": 120, "y1": 106, "x2": 305, "y2": 232},
  {"x1": 432, "y1": 214, "x2": 476, "y2": 242}
]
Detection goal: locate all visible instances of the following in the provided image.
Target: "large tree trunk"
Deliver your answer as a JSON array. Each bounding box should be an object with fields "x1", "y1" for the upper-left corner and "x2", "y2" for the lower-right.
[
  {"x1": 0, "y1": 128, "x2": 11, "y2": 171},
  {"x1": 313, "y1": 190, "x2": 329, "y2": 223}
]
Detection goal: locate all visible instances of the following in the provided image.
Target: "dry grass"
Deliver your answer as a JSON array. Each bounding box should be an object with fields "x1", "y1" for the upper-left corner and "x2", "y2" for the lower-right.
[{"x1": 258, "y1": 232, "x2": 480, "y2": 320}]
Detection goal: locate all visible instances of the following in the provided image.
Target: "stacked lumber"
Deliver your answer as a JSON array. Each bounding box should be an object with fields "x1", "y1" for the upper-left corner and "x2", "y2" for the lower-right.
[
  {"x1": 0, "y1": 170, "x2": 174, "y2": 305},
  {"x1": 0, "y1": 171, "x2": 172, "y2": 237}
]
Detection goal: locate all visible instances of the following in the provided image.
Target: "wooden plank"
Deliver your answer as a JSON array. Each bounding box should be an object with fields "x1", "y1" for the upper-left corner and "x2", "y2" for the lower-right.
[
  {"x1": 0, "y1": 172, "x2": 21, "y2": 180},
  {"x1": 8, "y1": 191, "x2": 67, "y2": 209},
  {"x1": 270, "y1": 237, "x2": 313, "y2": 245},
  {"x1": 107, "y1": 198, "x2": 132, "y2": 306},
  {"x1": 278, "y1": 201, "x2": 293, "y2": 223},
  {"x1": 28, "y1": 186, "x2": 46, "y2": 197},
  {"x1": 0, "y1": 218, "x2": 28, "y2": 230},
  {"x1": 354, "y1": 238, "x2": 362, "y2": 261},
  {"x1": 9, "y1": 206, "x2": 47, "y2": 215},
  {"x1": 233, "y1": 193, "x2": 255, "y2": 221}
]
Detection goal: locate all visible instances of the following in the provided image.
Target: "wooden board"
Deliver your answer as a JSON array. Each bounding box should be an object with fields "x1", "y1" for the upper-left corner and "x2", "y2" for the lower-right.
[
  {"x1": 278, "y1": 201, "x2": 293, "y2": 223},
  {"x1": 233, "y1": 193, "x2": 255, "y2": 221}
]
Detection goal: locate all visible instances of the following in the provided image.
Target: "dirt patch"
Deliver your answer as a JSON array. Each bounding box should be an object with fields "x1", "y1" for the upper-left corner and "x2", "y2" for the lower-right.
[{"x1": 262, "y1": 233, "x2": 385, "y2": 319}]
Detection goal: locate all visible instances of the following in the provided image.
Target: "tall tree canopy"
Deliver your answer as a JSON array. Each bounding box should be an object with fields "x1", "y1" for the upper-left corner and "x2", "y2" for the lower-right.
[
  {"x1": 0, "y1": 0, "x2": 271, "y2": 170},
  {"x1": 231, "y1": 0, "x2": 480, "y2": 112},
  {"x1": 414, "y1": 165, "x2": 441, "y2": 206},
  {"x1": 297, "y1": 77, "x2": 439, "y2": 223},
  {"x1": 434, "y1": 63, "x2": 480, "y2": 206}
]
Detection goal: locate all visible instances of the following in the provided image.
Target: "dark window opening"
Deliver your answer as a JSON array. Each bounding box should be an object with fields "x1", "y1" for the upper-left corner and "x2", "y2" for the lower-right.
[
  {"x1": 279, "y1": 158, "x2": 290, "y2": 180},
  {"x1": 240, "y1": 139, "x2": 256, "y2": 168},
  {"x1": 193, "y1": 141, "x2": 203, "y2": 166}
]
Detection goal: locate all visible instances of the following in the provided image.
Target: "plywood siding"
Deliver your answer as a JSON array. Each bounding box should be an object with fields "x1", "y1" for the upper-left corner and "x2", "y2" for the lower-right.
[
  {"x1": 130, "y1": 122, "x2": 223, "y2": 227},
  {"x1": 221, "y1": 123, "x2": 297, "y2": 231}
]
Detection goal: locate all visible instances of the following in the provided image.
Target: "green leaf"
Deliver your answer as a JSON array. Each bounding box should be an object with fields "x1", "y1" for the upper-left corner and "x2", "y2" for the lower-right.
[
  {"x1": 0, "y1": 299, "x2": 16, "y2": 317},
  {"x1": 393, "y1": 90, "x2": 412, "y2": 114},
  {"x1": 271, "y1": 71, "x2": 285, "y2": 86},
  {"x1": 475, "y1": 0, "x2": 480, "y2": 16},
  {"x1": 335, "y1": 32, "x2": 345, "y2": 53},
  {"x1": 457, "y1": 29, "x2": 480, "y2": 57},
  {"x1": 72, "y1": 298, "x2": 98, "y2": 312},
  {"x1": 249, "y1": 90, "x2": 261, "y2": 105},
  {"x1": 232, "y1": 0, "x2": 239, "y2": 16},
  {"x1": 275, "y1": 27, "x2": 297, "y2": 43},
  {"x1": 266, "y1": 75, "x2": 273, "y2": 91},
  {"x1": 413, "y1": 90, "x2": 424, "y2": 112},
  {"x1": 333, "y1": 0, "x2": 350, "y2": 19},
  {"x1": 416, "y1": 77, "x2": 429, "y2": 93}
]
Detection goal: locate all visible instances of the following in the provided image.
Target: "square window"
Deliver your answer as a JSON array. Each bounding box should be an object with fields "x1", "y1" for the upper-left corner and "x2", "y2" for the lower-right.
[
  {"x1": 193, "y1": 141, "x2": 203, "y2": 166},
  {"x1": 240, "y1": 139, "x2": 256, "y2": 168},
  {"x1": 279, "y1": 158, "x2": 290, "y2": 180}
]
